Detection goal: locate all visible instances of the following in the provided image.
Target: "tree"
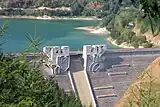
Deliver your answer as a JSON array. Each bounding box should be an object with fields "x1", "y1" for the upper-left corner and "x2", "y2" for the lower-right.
[
  {"x1": 100, "y1": 14, "x2": 115, "y2": 27},
  {"x1": 0, "y1": 22, "x2": 83, "y2": 107},
  {"x1": 71, "y1": 1, "x2": 84, "y2": 16},
  {"x1": 0, "y1": 53, "x2": 83, "y2": 107},
  {"x1": 0, "y1": 20, "x2": 8, "y2": 48},
  {"x1": 140, "y1": 0, "x2": 160, "y2": 35}
]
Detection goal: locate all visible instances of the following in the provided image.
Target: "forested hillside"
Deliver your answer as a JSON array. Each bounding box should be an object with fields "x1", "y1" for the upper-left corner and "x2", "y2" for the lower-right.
[
  {"x1": 0, "y1": 0, "x2": 159, "y2": 48},
  {"x1": 0, "y1": 0, "x2": 139, "y2": 17},
  {"x1": 102, "y1": 0, "x2": 160, "y2": 48}
]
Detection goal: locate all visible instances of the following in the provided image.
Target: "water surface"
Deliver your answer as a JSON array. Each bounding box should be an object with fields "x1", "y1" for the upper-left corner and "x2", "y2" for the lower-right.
[{"x1": 0, "y1": 19, "x2": 117, "y2": 52}]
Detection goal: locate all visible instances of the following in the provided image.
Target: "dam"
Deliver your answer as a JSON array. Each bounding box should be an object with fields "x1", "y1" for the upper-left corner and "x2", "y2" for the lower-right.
[{"x1": 42, "y1": 45, "x2": 160, "y2": 107}]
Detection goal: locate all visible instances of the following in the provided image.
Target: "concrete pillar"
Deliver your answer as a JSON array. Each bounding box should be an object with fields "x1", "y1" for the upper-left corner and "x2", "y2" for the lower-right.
[
  {"x1": 61, "y1": 46, "x2": 70, "y2": 57},
  {"x1": 83, "y1": 45, "x2": 92, "y2": 71},
  {"x1": 43, "y1": 46, "x2": 52, "y2": 58},
  {"x1": 82, "y1": 44, "x2": 107, "y2": 72},
  {"x1": 60, "y1": 46, "x2": 70, "y2": 73},
  {"x1": 51, "y1": 48, "x2": 54, "y2": 61}
]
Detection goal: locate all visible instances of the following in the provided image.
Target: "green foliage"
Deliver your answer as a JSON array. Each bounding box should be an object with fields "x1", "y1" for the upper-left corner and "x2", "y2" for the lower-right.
[
  {"x1": 138, "y1": 12, "x2": 159, "y2": 35},
  {"x1": 110, "y1": 27, "x2": 152, "y2": 48},
  {"x1": 0, "y1": 53, "x2": 83, "y2": 107},
  {"x1": 82, "y1": 8, "x2": 97, "y2": 17},
  {"x1": 126, "y1": 71, "x2": 160, "y2": 107},
  {"x1": 71, "y1": 1, "x2": 84, "y2": 16},
  {"x1": 0, "y1": 20, "x2": 8, "y2": 49},
  {"x1": 106, "y1": 19, "x2": 115, "y2": 31},
  {"x1": 0, "y1": 22, "x2": 83, "y2": 107},
  {"x1": 142, "y1": 42, "x2": 153, "y2": 48},
  {"x1": 100, "y1": 14, "x2": 115, "y2": 27},
  {"x1": 140, "y1": 0, "x2": 160, "y2": 35},
  {"x1": 140, "y1": 24, "x2": 148, "y2": 34},
  {"x1": 116, "y1": 39, "x2": 123, "y2": 45},
  {"x1": 114, "y1": 7, "x2": 139, "y2": 31},
  {"x1": 106, "y1": 5, "x2": 155, "y2": 48},
  {"x1": 110, "y1": 29, "x2": 121, "y2": 40},
  {"x1": 25, "y1": 25, "x2": 44, "y2": 52},
  {"x1": 0, "y1": 20, "x2": 8, "y2": 37},
  {"x1": 100, "y1": 0, "x2": 159, "y2": 49},
  {"x1": 0, "y1": 0, "x2": 141, "y2": 17}
]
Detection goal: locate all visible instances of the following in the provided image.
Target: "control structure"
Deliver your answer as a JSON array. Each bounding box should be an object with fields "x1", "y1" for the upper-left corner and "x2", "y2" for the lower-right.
[
  {"x1": 43, "y1": 46, "x2": 70, "y2": 75},
  {"x1": 83, "y1": 44, "x2": 107, "y2": 72}
]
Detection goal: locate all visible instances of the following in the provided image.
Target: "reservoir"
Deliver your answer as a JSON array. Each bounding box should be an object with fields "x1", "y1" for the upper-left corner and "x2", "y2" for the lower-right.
[{"x1": 0, "y1": 19, "x2": 117, "y2": 52}]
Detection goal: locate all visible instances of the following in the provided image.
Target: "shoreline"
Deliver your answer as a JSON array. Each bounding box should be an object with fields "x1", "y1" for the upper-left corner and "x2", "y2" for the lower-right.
[
  {"x1": 106, "y1": 37, "x2": 135, "y2": 49},
  {"x1": 0, "y1": 15, "x2": 102, "y2": 20},
  {"x1": 75, "y1": 26, "x2": 110, "y2": 35},
  {"x1": 74, "y1": 26, "x2": 136, "y2": 48},
  {"x1": 0, "y1": 15, "x2": 141, "y2": 49}
]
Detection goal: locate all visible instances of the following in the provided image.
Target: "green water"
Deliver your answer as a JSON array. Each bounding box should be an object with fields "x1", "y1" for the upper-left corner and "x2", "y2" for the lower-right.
[{"x1": 0, "y1": 19, "x2": 117, "y2": 52}]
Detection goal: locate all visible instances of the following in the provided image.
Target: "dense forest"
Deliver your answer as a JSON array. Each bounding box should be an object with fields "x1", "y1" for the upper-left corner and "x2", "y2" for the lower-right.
[
  {"x1": 0, "y1": 53, "x2": 84, "y2": 107},
  {"x1": 0, "y1": 0, "x2": 140, "y2": 17}
]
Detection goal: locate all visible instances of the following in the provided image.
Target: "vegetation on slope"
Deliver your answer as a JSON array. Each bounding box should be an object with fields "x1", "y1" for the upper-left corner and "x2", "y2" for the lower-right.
[
  {"x1": 0, "y1": 0, "x2": 139, "y2": 17},
  {"x1": 102, "y1": 0, "x2": 160, "y2": 48},
  {"x1": 108, "y1": 7, "x2": 153, "y2": 48},
  {"x1": 115, "y1": 57, "x2": 160, "y2": 107},
  {"x1": 140, "y1": 0, "x2": 160, "y2": 36}
]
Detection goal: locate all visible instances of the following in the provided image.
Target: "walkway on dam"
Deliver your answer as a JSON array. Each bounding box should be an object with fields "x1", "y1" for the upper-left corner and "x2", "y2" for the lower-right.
[
  {"x1": 73, "y1": 71, "x2": 93, "y2": 106},
  {"x1": 70, "y1": 55, "x2": 94, "y2": 107}
]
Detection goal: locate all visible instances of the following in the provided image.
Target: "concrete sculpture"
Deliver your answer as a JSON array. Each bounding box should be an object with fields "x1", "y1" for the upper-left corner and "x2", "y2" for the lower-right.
[
  {"x1": 43, "y1": 46, "x2": 70, "y2": 75},
  {"x1": 83, "y1": 44, "x2": 107, "y2": 72}
]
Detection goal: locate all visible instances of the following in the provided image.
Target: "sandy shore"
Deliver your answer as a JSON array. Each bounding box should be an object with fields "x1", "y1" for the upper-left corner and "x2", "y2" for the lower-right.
[
  {"x1": 75, "y1": 26, "x2": 110, "y2": 35},
  {"x1": 75, "y1": 26, "x2": 136, "y2": 48},
  {"x1": 0, "y1": 15, "x2": 102, "y2": 20}
]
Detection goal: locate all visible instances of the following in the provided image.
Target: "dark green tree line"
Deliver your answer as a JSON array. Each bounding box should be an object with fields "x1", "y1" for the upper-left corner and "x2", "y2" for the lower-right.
[{"x1": 0, "y1": 0, "x2": 140, "y2": 17}]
